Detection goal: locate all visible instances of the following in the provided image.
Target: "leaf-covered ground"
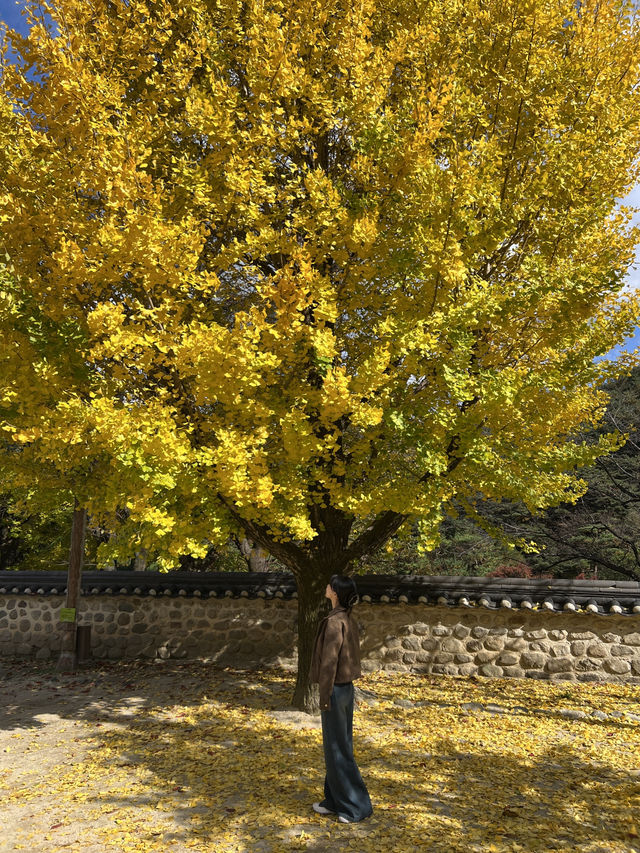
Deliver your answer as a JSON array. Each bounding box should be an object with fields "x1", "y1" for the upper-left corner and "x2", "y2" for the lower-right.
[{"x1": 1, "y1": 660, "x2": 639, "y2": 853}]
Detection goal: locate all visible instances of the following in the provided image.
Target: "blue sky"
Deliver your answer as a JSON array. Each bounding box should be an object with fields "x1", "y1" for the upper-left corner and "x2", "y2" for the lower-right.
[
  {"x1": 609, "y1": 184, "x2": 640, "y2": 359},
  {"x1": 1, "y1": 0, "x2": 639, "y2": 360},
  {"x1": 0, "y1": 0, "x2": 23, "y2": 34}
]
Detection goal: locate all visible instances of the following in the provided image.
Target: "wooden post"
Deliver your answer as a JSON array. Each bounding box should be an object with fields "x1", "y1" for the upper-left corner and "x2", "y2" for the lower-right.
[{"x1": 56, "y1": 504, "x2": 87, "y2": 673}]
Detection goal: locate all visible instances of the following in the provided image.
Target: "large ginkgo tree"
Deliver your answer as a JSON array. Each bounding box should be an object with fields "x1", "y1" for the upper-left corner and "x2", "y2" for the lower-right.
[{"x1": 2, "y1": 0, "x2": 640, "y2": 708}]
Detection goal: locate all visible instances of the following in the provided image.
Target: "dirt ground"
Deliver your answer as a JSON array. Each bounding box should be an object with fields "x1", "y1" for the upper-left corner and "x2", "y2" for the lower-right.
[
  {"x1": 0, "y1": 657, "x2": 328, "y2": 853},
  {"x1": 1, "y1": 657, "x2": 639, "y2": 853}
]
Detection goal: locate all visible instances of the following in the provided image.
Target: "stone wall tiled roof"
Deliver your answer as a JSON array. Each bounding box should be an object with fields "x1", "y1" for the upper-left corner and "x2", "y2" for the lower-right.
[{"x1": 1, "y1": 571, "x2": 639, "y2": 615}]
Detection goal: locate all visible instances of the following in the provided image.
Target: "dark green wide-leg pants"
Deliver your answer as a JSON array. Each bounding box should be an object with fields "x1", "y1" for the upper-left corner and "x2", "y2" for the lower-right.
[{"x1": 320, "y1": 682, "x2": 373, "y2": 823}]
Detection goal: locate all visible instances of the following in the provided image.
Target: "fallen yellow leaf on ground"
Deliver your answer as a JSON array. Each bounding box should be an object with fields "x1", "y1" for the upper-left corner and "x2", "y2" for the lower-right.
[{"x1": 1, "y1": 661, "x2": 639, "y2": 853}]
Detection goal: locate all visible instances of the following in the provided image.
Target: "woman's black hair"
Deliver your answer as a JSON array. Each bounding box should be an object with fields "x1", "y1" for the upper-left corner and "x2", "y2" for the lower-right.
[{"x1": 330, "y1": 574, "x2": 359, "y2": 610}]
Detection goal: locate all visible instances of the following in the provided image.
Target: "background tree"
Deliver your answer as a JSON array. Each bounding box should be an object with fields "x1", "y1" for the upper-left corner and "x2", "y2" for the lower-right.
[
  {"x1": 233, "y1": 537, "x2": 273, "y2": 573},
  {"x1": 476, "y1": 367, "x2": 640, "y2": 581},
  {"x1": 353, "y1": 514, "x2": 514, "y2": 576},
  {"x1": 2, "y1": 0, "x2": 640, "y2": 709},
  {"x1": 0, "y1": 497, "x2": 72, "y2": 569},
  {"x1": 0, "y1": 500, "x2": 23, "y2": 569}
]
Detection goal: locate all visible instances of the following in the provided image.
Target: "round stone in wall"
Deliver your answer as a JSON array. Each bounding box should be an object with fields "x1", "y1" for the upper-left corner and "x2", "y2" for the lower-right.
[{"x1": 479, "y1": 664, "x2": 503, "y2": 678}]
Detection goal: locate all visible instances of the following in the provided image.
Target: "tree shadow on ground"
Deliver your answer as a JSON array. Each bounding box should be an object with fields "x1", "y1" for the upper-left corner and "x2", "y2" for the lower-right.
[
  {"x1": 67, "y1": 707, "x2": 640, "y2": 852},
  {"x1": 0, "y1": 658, "x2": 294, "y2": 732},
  {"x1": 2, "y1": 660, "x2": 639, "y2": 852}
]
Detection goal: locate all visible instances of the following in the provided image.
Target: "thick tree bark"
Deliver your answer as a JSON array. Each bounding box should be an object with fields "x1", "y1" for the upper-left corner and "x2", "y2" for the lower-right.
[
  {"x1": 292, "y1": 565, "x2": 333, "y2": 713},
  {"x1": 56, "y1": 505, "x2": 87, "y2": 673},
  {"x1": 133, "y1": 548, "x2": 148, "y2": 571},
  {"x1": 236, "y1": 537, "x2": 270, "y2": 572},
  {"x1": 249, "y1": 547, "x2": 269, "y2": 572}
]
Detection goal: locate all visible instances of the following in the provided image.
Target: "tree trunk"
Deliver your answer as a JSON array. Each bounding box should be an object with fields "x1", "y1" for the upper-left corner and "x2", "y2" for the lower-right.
[
  {"x1": 134, "y1": 548, "x2": 148, "y2": 570},
  {"x1": 292, "y1": 566, "x2": 333, "y2": 713},
  {"x1": 237, "y1": 538, "x2": 270, "y2": 572},
  {"x1": 248, "y1": 545, "x2": 269, "y2": 572},
  {"x1": 223, "y1": 504, "x2": 404, "y2": 712},
  {"x1": 56, "y1": 505, "x2": 86, "y2": 673}
]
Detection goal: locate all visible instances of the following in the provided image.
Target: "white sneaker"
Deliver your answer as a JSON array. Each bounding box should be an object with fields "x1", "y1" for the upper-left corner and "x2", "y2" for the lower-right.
[
  {"x1": 312, "y1": 802, "x2": 334, "y2": 815},
  {"x1": 338, "y1": 816, "x2": 352, "y2": 823}
]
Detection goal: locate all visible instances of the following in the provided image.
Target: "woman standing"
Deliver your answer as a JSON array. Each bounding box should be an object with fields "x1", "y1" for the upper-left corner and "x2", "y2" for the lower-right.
[{"x1": 309, "y1": 574, "x2": 373, "y2": 824}]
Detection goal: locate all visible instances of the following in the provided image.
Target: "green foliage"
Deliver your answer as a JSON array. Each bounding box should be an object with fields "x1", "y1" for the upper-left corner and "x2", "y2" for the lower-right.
[
  {"x1": 470, "y1": 366, "x2": 640, "y2": 581},
  {"x1": 353, "y1": 516, "x2": 513, "y2": 576},
  {"x1": 0, "y1": 498, "x2": 98, "y2": 570}
]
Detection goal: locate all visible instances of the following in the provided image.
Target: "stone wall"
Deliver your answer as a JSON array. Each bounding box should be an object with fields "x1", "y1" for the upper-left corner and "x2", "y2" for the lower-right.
[
  {"x1": 356, "y1": 605, "x2": 640, "y2": 683},
  {"x1": 1, "y1": 591, "x2": 639, "y2": 684},
  {"x1": 0, "y1": 594, "x2": 298, "y2": 666}
]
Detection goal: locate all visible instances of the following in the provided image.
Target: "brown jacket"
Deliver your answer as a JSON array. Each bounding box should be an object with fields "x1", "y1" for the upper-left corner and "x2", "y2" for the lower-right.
[{"x1": 309, "y1": 606, "x2": 362, "y2": 710}]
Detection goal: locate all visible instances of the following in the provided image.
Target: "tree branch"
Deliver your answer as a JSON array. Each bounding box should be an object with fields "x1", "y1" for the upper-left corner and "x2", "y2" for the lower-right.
[
  {"x1": 216, "y1": 492, "x2": 308, "y2": 570},
  {"x1": 344, "y1": 510, "x2": 408, "y2": 565}
]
